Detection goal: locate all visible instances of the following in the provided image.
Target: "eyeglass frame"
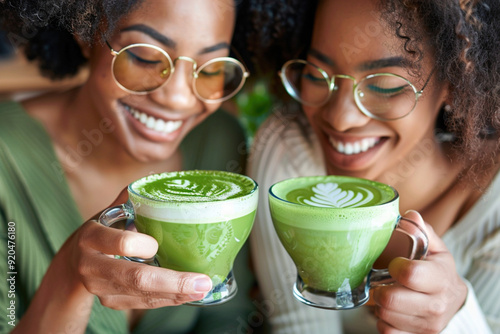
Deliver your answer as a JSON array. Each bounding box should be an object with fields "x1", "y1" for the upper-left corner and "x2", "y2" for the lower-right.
[
  {"x1": 106, "y1": 40, "x2": 250, "y2": 103},
  {"x1": 279, "y1": 59, "x2": 435, "y2": 121}
]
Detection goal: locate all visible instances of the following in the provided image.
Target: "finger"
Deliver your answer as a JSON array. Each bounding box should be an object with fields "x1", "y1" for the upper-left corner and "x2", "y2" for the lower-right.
[
  {"x1": 98, "y1": 292, "x2": 207, "y2": 310},
  {"x1": 80, "y1": 220, "x2": 158, "y2": 258},
  {"x1": 373, "y1": 284, "x2": 448, "y2": 318},
  {"x1": 403, "y1": 210, "x2": 448, "y2": 254},
  {"x1": 424, "y1": 222, "x2": 448, "y2": 255},
  {"x1": 81, "y1": 254, "x2": 212, "y2": 296},
  {"x1": 388, "y1": 256, "x2": 450, "y2": 294},
  {"x1": 376, "y1": 314, "x2": 425, "y2": 334}
]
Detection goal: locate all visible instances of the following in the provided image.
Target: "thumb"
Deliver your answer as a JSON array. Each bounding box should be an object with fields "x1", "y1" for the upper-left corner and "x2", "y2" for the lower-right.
[{"x1": 403, "y1": 209, "x2": 448, "y2": 255}]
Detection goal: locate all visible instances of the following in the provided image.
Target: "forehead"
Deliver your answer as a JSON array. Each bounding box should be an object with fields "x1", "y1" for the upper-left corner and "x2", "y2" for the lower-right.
[
  {"x1": 117, "y1": 0, "x2": 236, "y2": 46},
  {"x1": 312, "y1": 0, "x2": 403, "y2": 68}
]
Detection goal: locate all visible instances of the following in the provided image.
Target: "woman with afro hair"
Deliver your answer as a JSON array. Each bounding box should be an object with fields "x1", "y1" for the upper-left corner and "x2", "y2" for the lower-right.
[
  {"x1": 0, "y1": 0, "x2": 265, "y2": 333},
  {"x1": 247, "y1": 0, "x2": 500, "y2": 333}
]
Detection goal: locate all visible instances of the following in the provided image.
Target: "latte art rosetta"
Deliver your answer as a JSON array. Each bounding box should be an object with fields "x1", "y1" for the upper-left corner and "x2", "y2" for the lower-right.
[
  {"x1": 132, "y1": 171, "x2": 255, "y2": 203},
  {"x1": 293, "y1": 182, "x2": 376, "y2": 208},
  {"x1": 145, "y1": 178, "x2": 243, "y2": 202}
]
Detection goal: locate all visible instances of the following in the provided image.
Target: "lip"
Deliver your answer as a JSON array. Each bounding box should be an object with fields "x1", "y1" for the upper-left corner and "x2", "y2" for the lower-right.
[
  {"x1": 120, "y1": 101, "x2": 188, "y2": 143},
  {"x1": 321, "y1": 131, "x2": 389, "y2": 171}
]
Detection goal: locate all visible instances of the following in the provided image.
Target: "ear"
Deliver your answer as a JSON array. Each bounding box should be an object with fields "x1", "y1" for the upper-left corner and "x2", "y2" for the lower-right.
[{"x1": 74, "y1": 34, "x2": 92, "y2": 59}]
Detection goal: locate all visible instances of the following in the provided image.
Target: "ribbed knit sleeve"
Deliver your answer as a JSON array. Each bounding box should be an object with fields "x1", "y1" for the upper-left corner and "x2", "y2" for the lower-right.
[
  {"x1": 248, "y1": 112, "x2": 343, "y2": 334},
  {"x1": 249, "y1": 111, "x2": 500, "y2": 334}
]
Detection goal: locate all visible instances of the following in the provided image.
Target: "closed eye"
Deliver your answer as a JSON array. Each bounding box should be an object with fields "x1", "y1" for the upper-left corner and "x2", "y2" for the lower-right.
[
  {"x1": 125, "y1": 50, "x2": 162, "y2": 65},
  {"x1": 200, "y1": 69, "x2": 223, "y2": 76},
  {"x1": 366, "y1": 84, "x2": 407, "y2": 95},
  {"x1": 303, "y1": 72, "x2": 325, "y2": 82}
]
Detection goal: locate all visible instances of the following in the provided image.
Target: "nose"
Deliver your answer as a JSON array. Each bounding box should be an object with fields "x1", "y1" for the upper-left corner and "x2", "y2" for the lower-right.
[
  {"x1": 322, "y1": 79, "x2": 372, "y2": 132},
  {"x1": 149, "y1": 59, "x2": 198, "y2": 110}
]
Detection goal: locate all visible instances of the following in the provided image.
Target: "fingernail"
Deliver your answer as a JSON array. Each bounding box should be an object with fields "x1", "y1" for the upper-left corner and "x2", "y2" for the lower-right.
[{"x1": 193, "y1": 277, "x2": 212, "y2": 293}]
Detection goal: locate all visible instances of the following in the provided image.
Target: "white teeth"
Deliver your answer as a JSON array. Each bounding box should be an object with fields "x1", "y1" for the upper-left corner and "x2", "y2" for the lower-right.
[
  {"x1": 329, "y1": 137, "x2": 380, "y2": 155},
  {"x1": 140, "y1": 113, "x2": 148, "y2": 124},
  {"x1": 146, "y1": 116, "x2": 155, "y2": 129},
  {"x1": 154, "y1": 119, "x2": 165, "y2": 132},
  {"x1": 124, "y1": 104, "x2": 183, "y2": 134}
]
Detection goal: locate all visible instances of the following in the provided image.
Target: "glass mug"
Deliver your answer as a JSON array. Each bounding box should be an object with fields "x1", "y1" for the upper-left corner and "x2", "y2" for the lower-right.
[
  {"x1": 268, "y1": 175, "x2": 428, "y2": 310},
  {"x1": 99, "y1": 170, "x2": 258, "y2": 306}
]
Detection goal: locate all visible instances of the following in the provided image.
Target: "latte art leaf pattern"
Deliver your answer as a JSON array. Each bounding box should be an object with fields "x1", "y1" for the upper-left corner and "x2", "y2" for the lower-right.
[{"x1": 300, "y1": 182, "x2": 375, "y2": 208}]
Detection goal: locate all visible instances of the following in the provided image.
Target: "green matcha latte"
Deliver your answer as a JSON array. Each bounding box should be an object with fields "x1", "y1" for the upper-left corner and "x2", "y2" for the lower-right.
[
  {"x1": 269, "y1": 175, "x2": 398, "y2": 292},
  {"x1": 129, "y1": 170, "x2": 258, "y2": 290}
]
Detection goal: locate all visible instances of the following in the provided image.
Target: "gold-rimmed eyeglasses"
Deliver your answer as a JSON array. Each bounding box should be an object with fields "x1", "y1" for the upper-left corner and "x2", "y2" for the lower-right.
[
  {"x1": 279, "y1": 59, "x2": 435, "y2": 121},
  {"x1": 106, "y1": 41, "x2": 249, "y2": 103}
]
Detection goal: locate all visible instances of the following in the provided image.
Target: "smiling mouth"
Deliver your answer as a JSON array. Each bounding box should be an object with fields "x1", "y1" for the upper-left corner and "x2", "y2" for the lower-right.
[
  {"x1": 328, "y1": 137, "x2": 381, "y2": 155},
  {"x1": 123, "y1": 104, "x2": 183, "y2": 134}
]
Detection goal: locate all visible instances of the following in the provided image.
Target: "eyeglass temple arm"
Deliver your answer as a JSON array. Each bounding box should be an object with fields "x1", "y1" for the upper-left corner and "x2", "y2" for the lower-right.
[
  {"x1": 105, "y1": 40, "x2": 119, "y2": 56},
  {"x1": 230, "y1": 46, "x2": 250, "y2": 75},
  {"x1": 417, "y1": 67, "x2": 437, "y2": 97}
]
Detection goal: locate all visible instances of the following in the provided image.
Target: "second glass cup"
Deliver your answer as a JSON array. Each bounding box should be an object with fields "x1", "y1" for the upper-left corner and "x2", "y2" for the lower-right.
[{"x1": 269, "y1": 175, "x2": 428, "y2": 310}]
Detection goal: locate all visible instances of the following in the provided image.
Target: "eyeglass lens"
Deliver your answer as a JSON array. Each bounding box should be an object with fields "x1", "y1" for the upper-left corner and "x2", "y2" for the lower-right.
[
  {"x1": 282, "y1": 61, "x2": 418, "y2": 120},
  {"x1": 112, "y1": 45, "x2": 245, "y2": 101}
]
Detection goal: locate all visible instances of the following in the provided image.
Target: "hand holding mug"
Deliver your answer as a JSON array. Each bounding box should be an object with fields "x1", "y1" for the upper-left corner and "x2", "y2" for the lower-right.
[
  {"x1": 71, "y1": 188, "x2": 213, "y2": 310},
  {"x1": 373, "y1": 211, "x2": 468, "y2": 334},
  {"x1": 98, "y1": 170, "x2": 258, "y2": 306}
]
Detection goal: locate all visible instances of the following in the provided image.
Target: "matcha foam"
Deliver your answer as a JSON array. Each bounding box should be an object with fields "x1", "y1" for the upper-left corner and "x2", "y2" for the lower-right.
[
  {"x1": 129, "y1": 170, "x2": 258, "y2": 224},
  {"x1": 269, "y1": 176, "x2": 398, "y2": 231}
]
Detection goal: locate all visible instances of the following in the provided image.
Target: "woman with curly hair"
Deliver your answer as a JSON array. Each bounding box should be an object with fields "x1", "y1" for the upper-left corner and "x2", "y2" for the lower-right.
[
  {"x1": 0, "y1": 0, "x2": 260, "y2": 333},
  {"x1": 248, "y1": 0, "x2": 500, "y2": 332}
]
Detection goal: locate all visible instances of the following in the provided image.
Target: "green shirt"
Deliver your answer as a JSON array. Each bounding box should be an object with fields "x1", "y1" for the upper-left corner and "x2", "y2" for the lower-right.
[{"x1": 0, "y1": 101, "x2": 256, "y2": 334}]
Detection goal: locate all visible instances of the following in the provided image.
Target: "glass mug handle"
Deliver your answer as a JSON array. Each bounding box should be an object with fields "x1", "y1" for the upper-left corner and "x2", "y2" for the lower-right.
[
  {"x1": 369, "y1": 216, "x2": 429, "y2": 287},
  {"x1": 98, "y1": 201, "x2": 157, "y2": 265}
]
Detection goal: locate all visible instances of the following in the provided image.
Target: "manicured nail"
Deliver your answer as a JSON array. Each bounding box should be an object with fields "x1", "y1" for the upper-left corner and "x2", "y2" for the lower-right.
[{"x1": 193, "y1": 277, "x2": 212, "y2": 293}]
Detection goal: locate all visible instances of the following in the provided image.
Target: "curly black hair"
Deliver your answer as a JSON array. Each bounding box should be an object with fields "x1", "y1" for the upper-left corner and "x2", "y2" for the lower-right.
[
  {"x1": 233, "y1": 0, "x2": 318, "y2": 75},
  {"x1": 0, "y1": 0, "x2": 146, "y2": 79},
  {"x1": 379, "y1": 0, "x2": 500, "y2": 182},
  {"x1": 245, "y1": 0, "x2": 500, "y2": 182},
  {"x1": 0, "y1": 0, "x2": 248, "y2": 79}
]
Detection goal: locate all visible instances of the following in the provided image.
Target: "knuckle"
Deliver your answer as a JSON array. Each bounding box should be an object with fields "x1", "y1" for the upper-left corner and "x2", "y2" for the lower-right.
[
  {"x1": 176, "y1": 275, "x2": 192, "y2": 294},
  {"x1": 77, "y1": 225, "x2": 92, "y2": 249},
  {"x1": 427, "y1": 299, "x2": 447, "y2": 317},
  {"x1": 171, "y1": 297, "x2": 187, "y2": 306},
  {"x1": 128, "y1": 268, "x2": 153, "y2": 290}
]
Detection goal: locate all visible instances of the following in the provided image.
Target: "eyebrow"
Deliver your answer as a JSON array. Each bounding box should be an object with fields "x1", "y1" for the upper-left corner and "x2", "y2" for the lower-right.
[
  {"x1": 121, "y1": 24, "x2": 230, "y2": 55},
  {"x1": 121, "y1": 24, "x2": 176, "y2": 49},
  {"x1": 308, "y1": 49, "x2": 334, "y2": 67},
  {"x1": 357, "y1": 57, "x2": 407, "y2": 71},
  {"x1": 199, "y1": 42, "x2": 230, "y2": 55},
  {"x1": 308, "y1": 48, "x2": 407, "y2": 71}
]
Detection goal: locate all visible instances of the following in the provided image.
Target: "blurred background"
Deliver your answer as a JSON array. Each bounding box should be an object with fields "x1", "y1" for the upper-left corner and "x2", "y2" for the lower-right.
[{"x1": 0, "y1": 30, "x2": 89, "y2": 102}]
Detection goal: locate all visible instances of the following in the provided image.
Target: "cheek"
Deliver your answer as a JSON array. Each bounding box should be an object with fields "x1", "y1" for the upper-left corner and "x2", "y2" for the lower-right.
[
  {"x1": 204, "y1": 103, "x2": 221, "y2": 115},
  {"x1": 302, "y1": 106, "x2": 324, "y2": 132}
]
